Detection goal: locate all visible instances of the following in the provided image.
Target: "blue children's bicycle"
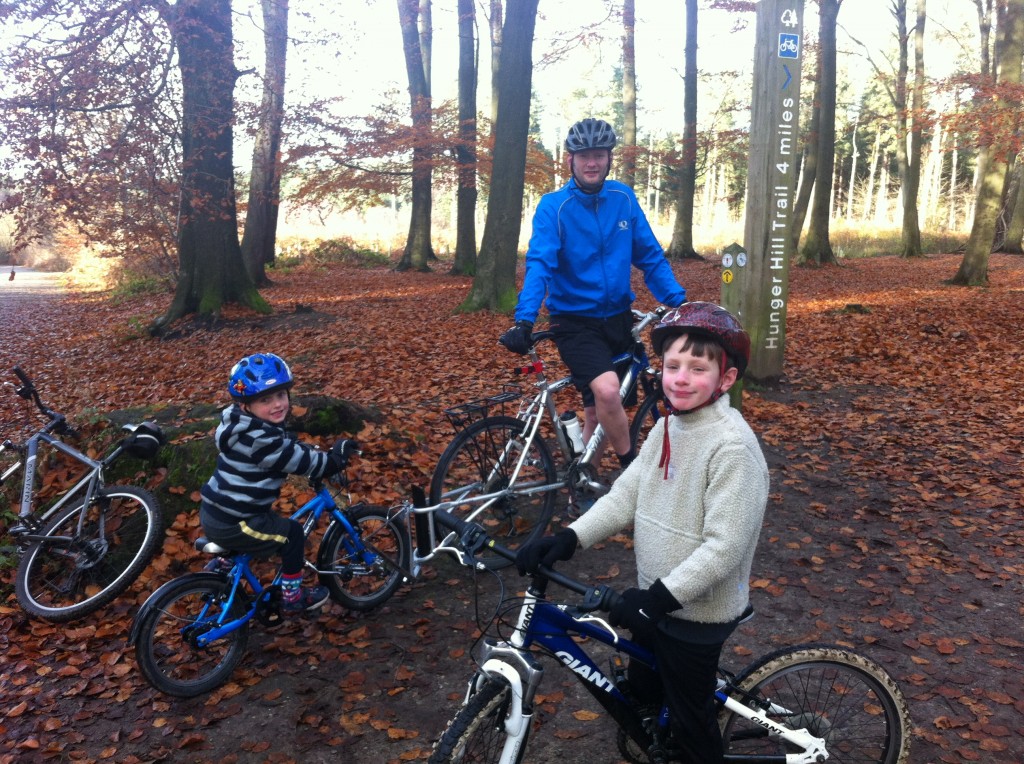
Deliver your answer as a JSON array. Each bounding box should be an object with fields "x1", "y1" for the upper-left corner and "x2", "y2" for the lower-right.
[
  {"x1": 426, "y1": 510, "x2": 912, "y2": 764},
  {"x1": 130, "y1": 441, "x2": 410, "y2": 697}
]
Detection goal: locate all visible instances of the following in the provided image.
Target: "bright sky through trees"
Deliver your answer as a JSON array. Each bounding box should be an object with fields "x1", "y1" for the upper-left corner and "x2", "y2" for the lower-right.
[{"x1": 230, "y1": 0, "x2": 978, "y2": 152}]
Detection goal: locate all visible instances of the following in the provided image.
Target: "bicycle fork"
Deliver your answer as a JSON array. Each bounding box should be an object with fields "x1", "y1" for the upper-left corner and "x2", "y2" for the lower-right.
[{"x1": 466, "y1": 640, "x2": 545, "y2": 764}]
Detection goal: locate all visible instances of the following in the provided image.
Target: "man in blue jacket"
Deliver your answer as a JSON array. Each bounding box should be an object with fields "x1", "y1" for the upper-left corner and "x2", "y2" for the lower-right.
[{"x1": 500, "y1": 117, "x2": 686, "y2": 471}]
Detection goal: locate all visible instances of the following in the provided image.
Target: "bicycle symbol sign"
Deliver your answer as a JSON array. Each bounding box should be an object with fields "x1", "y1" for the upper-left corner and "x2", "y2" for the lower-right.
[{"x1": 778, "y1": 33, "x2": 800, "y2": 59}]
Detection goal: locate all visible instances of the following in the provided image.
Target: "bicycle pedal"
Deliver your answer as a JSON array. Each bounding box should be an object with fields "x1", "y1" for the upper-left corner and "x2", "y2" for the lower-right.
[{"x1": 609, "y1": 655, "x2": 628, "y2": 685}]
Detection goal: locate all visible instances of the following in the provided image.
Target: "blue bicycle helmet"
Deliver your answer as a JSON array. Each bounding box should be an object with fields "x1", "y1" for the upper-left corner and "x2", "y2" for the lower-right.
[
  {"x1": 228, "y1": 353, "x2": 294, "y2": 401},
  {"x1": 564, "y1": 118, "x2": 617, "y2": 153}
]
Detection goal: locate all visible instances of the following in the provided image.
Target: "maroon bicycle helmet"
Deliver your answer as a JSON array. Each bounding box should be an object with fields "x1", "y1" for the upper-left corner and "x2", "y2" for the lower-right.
[{"x1": 650, "y1": 302, "x2": 751, "y2": 376}]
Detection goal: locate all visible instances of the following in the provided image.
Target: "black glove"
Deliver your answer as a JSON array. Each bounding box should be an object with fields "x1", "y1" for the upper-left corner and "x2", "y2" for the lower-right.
[
  {"x1": 499, "y1": 321, "x2": 534, "y2": 355},
  {"x1": 609, "y1": 579, "x2": 681, "y2": 641},
  {"x1": 325, "y1": 438, "x2": 360, "y2": 476},
  {"x1": 515, "y1": 528, "x2": 577, "y2": 575}
]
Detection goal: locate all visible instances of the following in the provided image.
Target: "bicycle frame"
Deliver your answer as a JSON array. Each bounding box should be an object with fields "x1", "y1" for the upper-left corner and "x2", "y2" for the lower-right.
[
  {"x1": 473, "y1": 587, "x2": 829, "y2": 764},
  {"x1": 521, "y1": 310, "x2": 663, "y2": 472},
  {"x1": 176, "y1": 486, "x2": 407, "y2": 645},
  {"x1": 2, "y1": 430, "x2": 106, "y2": 541}
]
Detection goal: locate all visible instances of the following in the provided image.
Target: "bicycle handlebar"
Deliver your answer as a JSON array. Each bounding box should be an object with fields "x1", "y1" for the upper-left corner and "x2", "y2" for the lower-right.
[
  {"x1": 431, "y1": 509, "x2": 620, "y2": 614},
  {"x1": 13, "y1": 366, "x2": 32, "y2": 387},
  {"x1": 10, "y1": 367, "x2": 79, "y2": 439}
]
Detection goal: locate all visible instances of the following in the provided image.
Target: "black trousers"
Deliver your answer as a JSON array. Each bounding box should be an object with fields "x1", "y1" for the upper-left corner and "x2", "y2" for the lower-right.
[
  {"x1": 200, "y1": 507, "x2": 306, "y2": 575},
  {"x1": 627, "y1": 618, "x2": 735, "y2": 764}
]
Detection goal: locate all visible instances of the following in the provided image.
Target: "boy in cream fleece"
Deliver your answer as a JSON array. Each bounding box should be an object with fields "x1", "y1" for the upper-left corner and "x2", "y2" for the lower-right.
[{"x1": 516, "y1": 302, "x2": 769, "y2": 764}]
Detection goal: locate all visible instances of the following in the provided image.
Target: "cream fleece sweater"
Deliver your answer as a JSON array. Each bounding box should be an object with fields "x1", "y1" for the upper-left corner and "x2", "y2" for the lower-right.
[{"x1": 570, "y1": 395, "x2": 769, "y2": 624}]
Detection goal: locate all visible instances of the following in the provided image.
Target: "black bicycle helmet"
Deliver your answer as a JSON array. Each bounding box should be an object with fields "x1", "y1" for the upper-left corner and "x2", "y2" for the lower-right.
[
  {"x1": 650, "y1": 302, "x2": 751, "y2": 376},
  {"x1": 564, "y1": 118, "x2": 617, "y2": 153}
]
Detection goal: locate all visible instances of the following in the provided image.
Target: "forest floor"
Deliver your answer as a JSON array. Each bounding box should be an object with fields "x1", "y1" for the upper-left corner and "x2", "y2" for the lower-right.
[{"x1": 0, "y1": 252, "x2": 1022, "y2": 763}]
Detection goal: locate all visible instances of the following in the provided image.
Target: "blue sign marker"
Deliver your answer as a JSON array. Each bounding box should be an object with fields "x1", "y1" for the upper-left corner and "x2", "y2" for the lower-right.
[
  {"x1": 778, "y1": 33, "x2": 799, "y2": 59},
  {"x1": 782, "y1": 64, "x2": 792, "y2": 89}
]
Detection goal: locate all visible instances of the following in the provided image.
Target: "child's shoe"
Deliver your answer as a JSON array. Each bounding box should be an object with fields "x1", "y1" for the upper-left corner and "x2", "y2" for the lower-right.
[
  {"x1": 281, "y1": 585, "x2": 330, "y2": 616},
  {"x1": 204, "y1": 556, "x2": 234, "y2": 575}
]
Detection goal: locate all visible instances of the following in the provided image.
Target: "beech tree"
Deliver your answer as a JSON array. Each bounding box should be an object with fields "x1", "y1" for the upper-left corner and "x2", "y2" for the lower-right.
[
  {"x1": 951, "y1": 2, "x2": 1024, "y2": 286},
  {"x1": 0, "y1": 0, "x2": 267, "y2": 329},
  {"x1": 240, "y1": 0, "x2": 290, "y2": 286},
  {"x1": 665, "y1": 0, "x2": 701, "y2": 260},
  {"x1": 621, "y1": 0, "x2": 638, "y2": 191},
  {"x1": 799, "y1": 0, "x2": 842, "y2": 265},
  {"x1": 395, "y1": 0, "x2": 435, "y2": 271},
  {"x1": 461, "y1": 0, "x2": 539, "y2": 312},
  {"x1": 451, "y1": 0, "x2": 478, "y2": 275}
]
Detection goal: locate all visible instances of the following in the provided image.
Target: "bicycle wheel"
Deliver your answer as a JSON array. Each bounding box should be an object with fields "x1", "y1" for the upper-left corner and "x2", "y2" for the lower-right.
[
  {"x1": 720, "y1": 644, "x2": 912, "y2": 763},
  {"x1": 15, "y1": 486, "x2": 164, "y2": 622},
  {"x1": 429, "y1": 676, "x2": 529, "y2": 764},
  {"x1": 430, "y1": 415, "x2": 557, "y2": 569},
  {"x1": 133, "y1": 573, "x2": 250, "y2": 698},
  {"x1": 628, "y1": 389, "x2": 666, "y2": 456},
  {"x1": 318, "y1": 505, "x2": 409, "y2": 612}
]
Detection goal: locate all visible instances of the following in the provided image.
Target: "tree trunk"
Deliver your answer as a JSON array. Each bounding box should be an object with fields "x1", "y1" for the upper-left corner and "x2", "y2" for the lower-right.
[
  {"x1": 1003, "y1": 152, "x2": 1024, "y2": 252},
  {"x1": 951, "y1": 2, "x2": 1024, "y2": 285},
  {"x1": 862, "y1": 130, "x2": 881, "y2": 220},
  {"x1": 791, "y1": 65, "x2": 820, "y2": 251},
  {"x1": 395, "y1": 0, "x2": 434, "y2": 271},
  {"x1": 240, "y1": 0, "x2": 289, "y2": 287},
  {"x1": 666, "y1": 0, "x2": 700, "y2": 260},
  {"x1": 153, "y1": 0, "x2": 267, "y2": 333},
  {"x1": 462, "y1": 0, "x2": 539, "y2": 313},
  {"x1": 452, "y1": 0, "x2": 478, "y2": 275},
  {"x1": 799, "y1": 0, "x2": 841, "y2": 266},
  {"x1": 899, "y1": 0, "x2": 925, "y2": 258},
  {"x1": 489, "y1": 0, "x2": 503, "y2": 126},
  {"x1": 621, "y1": 0, "x2": 637, "y2": 191}
]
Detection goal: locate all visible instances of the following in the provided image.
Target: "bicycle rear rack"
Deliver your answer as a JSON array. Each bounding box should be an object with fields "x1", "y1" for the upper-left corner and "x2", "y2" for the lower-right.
[{"x1": 443, "y1": 385, "x2": 523, "y2": 432}]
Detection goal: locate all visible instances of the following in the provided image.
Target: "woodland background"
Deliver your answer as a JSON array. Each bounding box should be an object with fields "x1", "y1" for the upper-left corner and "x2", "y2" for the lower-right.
[{"x1": 0, "y1": 1, "x2": 1023, "y2": 761}]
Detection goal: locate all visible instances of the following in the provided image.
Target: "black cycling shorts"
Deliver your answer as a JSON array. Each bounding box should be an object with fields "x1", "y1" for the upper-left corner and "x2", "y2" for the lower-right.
[{"x1": 549, "y1": 310, "x2": 634, "y2": 407}]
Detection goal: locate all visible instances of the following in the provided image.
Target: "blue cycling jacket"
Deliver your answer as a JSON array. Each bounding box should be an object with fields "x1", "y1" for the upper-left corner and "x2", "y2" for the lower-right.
[{"x1": 515, "y1": 178, "x2": 686, "y2": 323}]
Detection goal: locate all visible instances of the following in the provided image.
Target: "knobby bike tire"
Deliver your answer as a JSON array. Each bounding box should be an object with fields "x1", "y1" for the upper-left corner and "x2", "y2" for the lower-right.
[
  {"x1": 133, "y1": 573, "x2": 250, "y2": 698},
  {"x1": 429, "y1": 415, "x2": 556, "y2": 569},
  {"x1": 318, "y1": 505, "x2": 409, "y2": 612},
  {"x1": 628, "y1": 390, "x2": 666, "y2": 456},
  {"x1": 15, "y1": 486, "x2": 163, "y2": 622},
  {"x1": 720, "y1": 644, "x2": 912, "y2": 763},
  {"x1": 428, "y1": 676, "x2": 529, "y2": 764}
]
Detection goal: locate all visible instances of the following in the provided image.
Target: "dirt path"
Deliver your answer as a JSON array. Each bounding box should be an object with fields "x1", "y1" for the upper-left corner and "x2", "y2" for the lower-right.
[{"x1": 1, "y1": 256, "x2": 1022, "y2": 763}]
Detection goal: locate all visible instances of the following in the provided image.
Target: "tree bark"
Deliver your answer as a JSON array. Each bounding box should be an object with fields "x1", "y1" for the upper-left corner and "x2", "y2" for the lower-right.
[
  {"x1": 621, "y1": 0, "x2": 638, "y2": 191},
  {"x1": 951, "y1": 2, "x2": 1024, "y2": 285},
  {"x1": 898, "y1": 0, "x2": 925, "y2": 258},
  {"x1": 452, "y1": 0, "x2": 478, "y2": 275},
  {"x1": 462, "y1": 0, "x2": 539, "y2": 313},
  {"x1": 489, "y1": 0, "x2": 503, "y2": 126},
  {"x1": 395, "y1": 0, "x2": 434, "y2": 272},
  {"x1": 666, "y1": 0, "x2": 700, "y2": 260},
  {"x1": 240, "y1": 0, "x2": 289, "y2": 287},
  {"x1": 799, "y1": 0, "x2": 841, "y2": 266},
  {"x1": 1003, "y1": 152, "x2": 1024, "y2": 252},
  {"x1": 154, "y1": 0, "x2": 268, "y2": 332},
  {"x1": 791, "y1": 63, "x2": 820, "y2": 251}
]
